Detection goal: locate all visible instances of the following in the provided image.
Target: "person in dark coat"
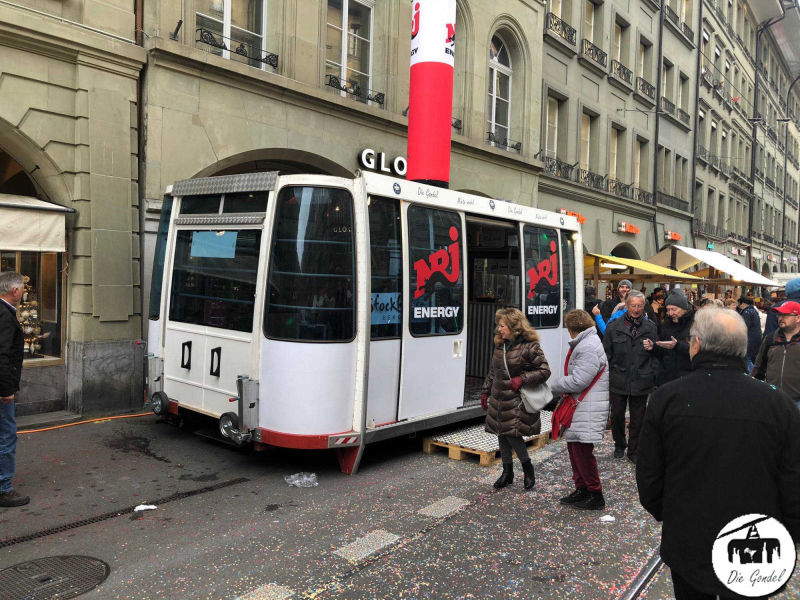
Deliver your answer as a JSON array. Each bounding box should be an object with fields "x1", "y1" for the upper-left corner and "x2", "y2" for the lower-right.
[
  {"x1": 599, "y1": 279, "x2": 632, "y2": 322},
  {"x1": 652, "y1": 290, "x2": 694, "y2": 385},
  {"x1": 737, "y1": 296, "x2": 761, "y2": 372},
  {"x1": 481, "y1": 307, "x2": 551, "y2": 491},
  {"x1": 0, "y1": 272, "x2": 28, "y2": 507},
  {"x1": 645, "y1": 286, "x2": 666, "y2": 327},
  {"x1": 602, "y1": 291, "x2": 657, "y2": 462},
  {"x1": 636, "y1": 307, "x2": 800, "y2": 600},
  {"x1": 763, "y1": 277, "x2": 800, "y2": 338},
  {"x1": 752, "y1": 300, "x2": 800, "y2": 409}
]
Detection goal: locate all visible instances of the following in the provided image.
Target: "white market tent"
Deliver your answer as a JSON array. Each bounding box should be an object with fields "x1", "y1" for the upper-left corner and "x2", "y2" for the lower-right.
[{"x1": 648, "y1": 245, "x2": 779, "y2": 287}]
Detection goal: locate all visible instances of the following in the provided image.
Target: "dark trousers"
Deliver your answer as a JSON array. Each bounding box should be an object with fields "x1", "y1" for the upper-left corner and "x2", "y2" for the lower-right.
[
  {"x1": 567, "y1": 442, "x2": 601, "y2": 492},
  {"x1": 671, "y1": 570, "x2": 737, "y2": 600},
  {"x1": 609, "y1": 393, "x2": 647, "y2": 457},
  {"x1": 497, "y1": 435, "x2": 530, "y2": 464}
]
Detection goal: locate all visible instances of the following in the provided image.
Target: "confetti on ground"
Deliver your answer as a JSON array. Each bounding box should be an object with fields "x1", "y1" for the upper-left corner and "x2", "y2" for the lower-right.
[
  {"x1": 418, "y1": 496, "x2": 469, "y2": 518},
  {"x1": 333, "y1": 529, "x2": 401, "y2": 563},
  {"x1": 236, "y1": 583, "x2": 295, "y2": 600}
]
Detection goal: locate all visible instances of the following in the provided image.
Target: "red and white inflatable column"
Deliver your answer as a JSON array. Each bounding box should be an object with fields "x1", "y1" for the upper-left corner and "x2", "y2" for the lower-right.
[{"x1": 407, "y1": 0, "x2": 456, "y2": 188}]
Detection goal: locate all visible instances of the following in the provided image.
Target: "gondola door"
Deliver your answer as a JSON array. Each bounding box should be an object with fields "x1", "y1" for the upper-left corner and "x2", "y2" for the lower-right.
[{"x1": 398, "y1": 205, "x2": 466, "y2": 420}]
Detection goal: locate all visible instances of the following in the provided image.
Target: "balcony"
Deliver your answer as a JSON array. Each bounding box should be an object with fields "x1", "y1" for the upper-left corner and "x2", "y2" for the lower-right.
[
  {"x1": 677, "y1": 108, "x2": 691, "y2": 126},
  {"x1": 579, "y1": 39, "x2": 608, "y2": 75},
  {"x1": 696, "y1": 145, "x2": 708, "y2": 164},
  {"x1": 664, "y1": 5, "x2": 694, "y2": 47},
  {"x1": 695, "y1": 220, "x2": 728, "y2": 239},
  {"x1": 660, "y1": 96, "x2": 676, "y2": 116},
  {"x1": 195, "y1": 27, "x2": 279, "y2": 70},
  {"x1": 700, "y1": 69, "x2": 713, "y2": 89},
  {"x1": 763, "y1": 233, "x2": 777, "y2": 245},
  {"x1": 635, "y1": 77, "x2": 656, "y2": 106},
  {"x1": 325, "y1": 74, "x2": 385, "y2": 106},
  {"x1": 682, "y1": 22, "x2": 694, "y2": 42},
  {"x1": 487, "y1": 132, "x2": 522, "y2": 153},
  {"x1": 545, "y1": 12, "x2": 577, "y2": 55},
  {"x1": 657, "y1": 191, "x2": 690, "y2": 212},
  {"x1": 609, "y1": 60, "x2": 634, "y2": 93},
  {"x1": 543, "y1": 156, "x2": 575, "y2": 181},
  {"x1": 577, "y1": 168, "x2": 606, "y2": 191},
  {"x1": 765, "y1": 176, "x2": 775, "y2": 189},
  {"x1": 665, "y1": 5, "x2": 680, "y2": 27},
  {"x1": 607, "y1": 179, "x2": 633, "y2": 199}
]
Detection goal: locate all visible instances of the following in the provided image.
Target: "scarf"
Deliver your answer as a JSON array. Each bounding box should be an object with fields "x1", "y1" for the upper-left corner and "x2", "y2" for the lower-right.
[{"x1": 624, "y1": 313, "x2": 644, "y2": 337}]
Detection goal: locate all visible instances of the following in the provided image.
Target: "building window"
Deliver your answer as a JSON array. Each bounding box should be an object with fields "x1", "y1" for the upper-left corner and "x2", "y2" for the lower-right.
[
  {"x1": 580, "y1": 112, "x2": 591, "y2": 170},
  {"x1": 326, "y1": 0, "x2": 373, "y2": 102},
  {"x1": 550, "y1": 0, "x2": 562, "y2": 18},
  {"x1": 609, "y1": 127, "x2": 618, "y2": 180},
  {"x1": 613, "y1": 24, "x2": 622, "y2": 62},
  {"x1": 545, "y1": 96, "x2": 559, "y2": 158},
  {"x1": 195, "y1": 0, "x2": 268, "y2": 69},
  {"x1": 488, "y1": 34, "x2": 512, "y2": 146},
  {"x1": 584, "y1": 1, "x2": 595, "y2": 43},
  {"x1": 1, "y1": 252, "x2": 63, "y2": 360}
]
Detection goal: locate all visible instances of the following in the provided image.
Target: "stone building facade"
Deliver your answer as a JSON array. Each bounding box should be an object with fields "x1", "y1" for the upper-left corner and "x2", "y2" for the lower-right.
[{"x1": 0, "y1": 2, "x2": 146, "y2": 416}]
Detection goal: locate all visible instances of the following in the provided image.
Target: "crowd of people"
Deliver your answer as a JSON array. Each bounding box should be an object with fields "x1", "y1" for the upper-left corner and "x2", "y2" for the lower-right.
[{"x1": 481, "y1": 278, "x2": 800, "y2": 600}]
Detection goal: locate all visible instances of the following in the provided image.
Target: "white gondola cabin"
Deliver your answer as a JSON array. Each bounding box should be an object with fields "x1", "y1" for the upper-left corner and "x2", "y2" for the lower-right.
[{"x1": 146, "y1": 172, "x2": 582, "y2": 473}]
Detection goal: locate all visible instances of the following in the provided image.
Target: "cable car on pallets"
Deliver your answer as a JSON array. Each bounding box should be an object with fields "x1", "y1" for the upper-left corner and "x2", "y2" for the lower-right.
[{"x1": 146, "y1": 171, "x2": 582, "y2": 473}]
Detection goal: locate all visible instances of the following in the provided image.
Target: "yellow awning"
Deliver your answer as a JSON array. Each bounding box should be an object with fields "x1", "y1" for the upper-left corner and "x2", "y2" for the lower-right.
[{"x1": 585, "y1": 253, "x2": 703, "y2": 280}]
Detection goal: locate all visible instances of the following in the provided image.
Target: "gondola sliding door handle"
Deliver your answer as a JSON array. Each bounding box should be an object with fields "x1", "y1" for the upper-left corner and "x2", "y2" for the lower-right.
[
  {"x1": 210, "y1": 346, "x2": 221, "y2": 377},
  {"x1": 180, "y1": 341, "x2": 192, "y2": 370}
]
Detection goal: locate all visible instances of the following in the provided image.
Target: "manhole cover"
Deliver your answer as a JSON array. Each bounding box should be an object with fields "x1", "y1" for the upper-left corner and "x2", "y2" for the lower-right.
[{"x1": 0, "y1": 555, "x2": 109, "y2": 600}]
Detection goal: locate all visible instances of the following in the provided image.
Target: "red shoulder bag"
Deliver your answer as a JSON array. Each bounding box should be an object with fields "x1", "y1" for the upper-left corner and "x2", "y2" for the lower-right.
[{"x1": 550, "y1": 348, "x2": 606, "y2": 440}]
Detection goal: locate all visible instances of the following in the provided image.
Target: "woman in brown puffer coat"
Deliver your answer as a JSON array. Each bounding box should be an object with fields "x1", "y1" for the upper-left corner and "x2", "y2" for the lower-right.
[{"x1": 480, "y1": 307, "x2": 551, "y2": 491}]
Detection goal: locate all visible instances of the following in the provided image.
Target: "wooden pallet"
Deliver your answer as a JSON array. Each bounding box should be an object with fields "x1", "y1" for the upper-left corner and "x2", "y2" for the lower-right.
[{"x1": 422, "y1": 433, "x2": 549, "y2": 466}]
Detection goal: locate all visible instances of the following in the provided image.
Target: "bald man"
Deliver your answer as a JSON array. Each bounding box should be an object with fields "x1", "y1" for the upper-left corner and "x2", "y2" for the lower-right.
[{"x1": 636, "y1": 308, "x2": 800, "y2": 600}]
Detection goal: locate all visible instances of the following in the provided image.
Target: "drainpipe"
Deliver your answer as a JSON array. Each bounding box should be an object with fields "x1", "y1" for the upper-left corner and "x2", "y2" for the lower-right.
[
  {"x1": 135, "y1": 0, "x2": 146, "y2": 341},
  {"x1": 780, "y1": 76, "x2": 800, "y2": 260},
  {"x1": 747, "y1": 9, "x2": 786, "y2": 270},
  {"x1": 688, "y1": 0, "x2": 703, "y2": 250},
  {"x1": 651, "y1": 0, "x2": 666, "y2": 252}
]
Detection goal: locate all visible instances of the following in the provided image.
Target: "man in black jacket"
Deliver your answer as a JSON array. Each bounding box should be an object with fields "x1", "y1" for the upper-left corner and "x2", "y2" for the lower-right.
[
  {"x1": 602, "y1": 290, "x2": 658, "y2": 462},
  {"x1": 763, "y1": 277, "x2": 800, "y2": 338},
  {"x1": 637, "y1": 307, "x2": 800, "y2": 600},
  {"x1": 737, "y1": 296, "x2": 762, "y2": 372},
  {"x1": 652, "y1": 290, "x2": 694, "y2": 385},
  {"x1": 0, "y1": 271, "x2": 28, "y2": 507}
]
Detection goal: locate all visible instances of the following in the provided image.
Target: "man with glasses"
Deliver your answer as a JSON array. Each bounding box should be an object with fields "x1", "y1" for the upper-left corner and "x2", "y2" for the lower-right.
[{"x1": 752, "y1": 301, "x2": 800, "y2": 410}]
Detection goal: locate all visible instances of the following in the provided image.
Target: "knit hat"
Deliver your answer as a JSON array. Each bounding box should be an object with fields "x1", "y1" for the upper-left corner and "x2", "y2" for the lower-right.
[
  {"x1": 665, "y1": 290, "x2": 689, "y2": 310},
  {"x1": 618, "y1": 279, "x2": 633, "y2": 289},
  {"x1": 738, "y1": 295, "x2": 754, "y2": 305},
  {"x1": 786, "y1": 278, "x2": 800, "y2": 298}
]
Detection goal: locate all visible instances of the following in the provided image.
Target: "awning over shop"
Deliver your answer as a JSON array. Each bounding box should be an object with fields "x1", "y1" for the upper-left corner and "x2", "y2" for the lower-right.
[
  {"x1": 584, "y1": 253, "x2": 703, "y2": 281},
  {"x1": 0, "y1": 194, "x2": 73, "y2": 252},
  {"x1": 647, "y1": 245, "x2": 779, "y2": 287}
]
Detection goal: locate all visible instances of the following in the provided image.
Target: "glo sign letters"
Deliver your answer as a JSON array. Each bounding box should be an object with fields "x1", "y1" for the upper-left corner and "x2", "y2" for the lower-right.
[{"x1": 358, "y1": 148, "x2": 408, "y2": 177}]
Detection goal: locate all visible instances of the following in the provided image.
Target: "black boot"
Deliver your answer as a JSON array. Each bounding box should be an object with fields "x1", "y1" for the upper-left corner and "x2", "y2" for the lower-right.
[
  {"x1": 572, "y1": 491, "x2": 606, "y2": 510},
  {"x1": 522, "y1": 460, "x2": 535, "y2": 490},
  {"x1": 493, "y1": 463, "x2": 514, "y2": 489},
  {"x1": 560, "y1": 488, "x2": 590, "y2": 505}
]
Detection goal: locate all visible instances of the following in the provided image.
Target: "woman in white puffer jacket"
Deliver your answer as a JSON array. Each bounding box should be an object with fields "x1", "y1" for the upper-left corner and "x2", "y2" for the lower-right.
[{"x1": 548, "y1": 309, "x2": 610, "y2": 510}]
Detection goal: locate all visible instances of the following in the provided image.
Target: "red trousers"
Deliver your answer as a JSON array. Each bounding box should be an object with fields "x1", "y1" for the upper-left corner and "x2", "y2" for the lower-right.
[{"x1": 567, "y1": 441, "x2": 601, "y2": 492}]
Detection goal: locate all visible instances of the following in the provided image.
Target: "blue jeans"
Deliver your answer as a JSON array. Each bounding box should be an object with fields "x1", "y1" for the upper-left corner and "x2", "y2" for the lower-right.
[{"x1": 0, "y1": 400, "x2": 16, "y2": 493}]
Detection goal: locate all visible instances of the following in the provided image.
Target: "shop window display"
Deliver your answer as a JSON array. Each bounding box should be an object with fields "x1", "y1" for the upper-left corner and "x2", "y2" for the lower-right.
[{"x1": 0, "y1": 251, "x2": 63, "y2": 360}]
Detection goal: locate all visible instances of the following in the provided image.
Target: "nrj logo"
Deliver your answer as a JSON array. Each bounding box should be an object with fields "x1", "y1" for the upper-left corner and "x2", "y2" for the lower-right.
[
  {"x1": 527, "y1": 241, "x2": 559, "y2": 299},
  {"x1": 411, "y1": 2, "x2": 420, "y2": 39},
  {"x1": 712, "y1": 514, "x2": 795, "y2": 597},
  {"x1": 412, "y1": 226, "x2": 460, "y2": 299}
]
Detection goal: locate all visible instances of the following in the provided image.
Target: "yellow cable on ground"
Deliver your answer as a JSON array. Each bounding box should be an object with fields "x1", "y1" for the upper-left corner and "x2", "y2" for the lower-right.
[{"x1": 18, "y1": 411, "x2": 153, "y2": 434}]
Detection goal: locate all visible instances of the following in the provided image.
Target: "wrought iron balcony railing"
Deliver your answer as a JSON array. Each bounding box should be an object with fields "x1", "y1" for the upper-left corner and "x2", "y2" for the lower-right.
[
  {"x1": 661, "y1": 96, "x2": 676, "y2": 115},
  {"x1": 195, "y1": 27, "x2": 279, "y2": 69},
  {"x1": 607, "y1": 178, "x2": 633, "y2": 199},
  {"x1": 325, "y1": 74, "x2": 385, "y2": 106},
  {"x1": 696, "y1": 220, "x2": 728, "y2": 239},
  {"x1": 665, "y1": 5, "x2": 680, "y2": 27},
  {"x1": 581, "y1": 39, "x2": 607, "y2": 68},
  {"x1": 682, "y1": 22, "x2": 694, "y2": 41},
  {"x1": 577, "y1": 168, "x2": 606, "y2": 191},
  {"x1": 545, "y1": 12, "x2": 577, "y2": 46},
  {"x1": 657, "y1": 191, "x2": 690, "y2": 212},
  {"x1": 696, "y1": 145, "x2": 708, "y2": 161},
  {"x1": 487, "y1": 132, "x2": 522, "y2": 153},
  {"x1": 610, "y1": 60, "x2": 633, "y2": 85},
  {"x1": 677, "y1": 108, "x2": 691, "y2": 126},
  {"x1": 543, "y1": 156, "x2": 575, "y2": 180},
  {"x1": 634, "y1": 187, "x2": 654, "y2": 205},
  {"x1": 765, "y1": 176, "x2": 775, "y2": 189},
  {"x1": 636, "y1": 77, "x2": 655, "y2": 101}
]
